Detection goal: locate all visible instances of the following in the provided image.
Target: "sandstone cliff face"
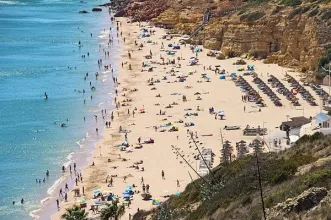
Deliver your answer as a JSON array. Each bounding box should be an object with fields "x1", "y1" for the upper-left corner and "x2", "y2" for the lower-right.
[
  {"x1": 189, "y1": 15, "x2": 326, "y2": 72},
  {"x1": 124, "y1": 0, "x2": 331, "y2": 73}
]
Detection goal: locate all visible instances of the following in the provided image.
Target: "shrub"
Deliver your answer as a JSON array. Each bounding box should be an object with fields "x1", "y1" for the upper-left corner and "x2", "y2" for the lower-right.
[
  {"x1": 303, "y1": 169, "x2": 331, "y2": 187},
  {"x1": 308, "y1": 8, "x2": 319, "y2": 17},
  {"x1": 289, "y1": 8, "x2": 302, "y2": 19},
  {"x1": 321, "y1": 11, "x2": 331, "y2": 20},
  {"x1": 240, "y1": 12, "x2": 265, "y2": 22},
  {"x1": 242, "y1": 196, "x2": 252, "y2": 206},
  {"x1": 302, "y1": 6, "x2": 311, "y2": 14},
  {"x1": 238, "y1": 9, "x2": 246, "y2": 15},
  {"x1": 271, "y1": 6, "x2": 284, "y2": 15},
  {"x1": 281, "y1": 0, "x2": 302, "y2": 6}
]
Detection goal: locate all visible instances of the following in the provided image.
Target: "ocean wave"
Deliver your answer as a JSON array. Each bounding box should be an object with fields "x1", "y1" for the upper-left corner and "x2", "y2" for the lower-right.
[
  {"x1": 29, "y1": 208, "x2": 42, "y2": 220},
  {"x1": 76, "y1": 141, "x2": 83, "y2": 148},
  {"x1": 0, "y1": 0, "x2": 22, "y2": 5},
  {"x1": 46, "y1": 176, "x2": 66, "y2": 195}
]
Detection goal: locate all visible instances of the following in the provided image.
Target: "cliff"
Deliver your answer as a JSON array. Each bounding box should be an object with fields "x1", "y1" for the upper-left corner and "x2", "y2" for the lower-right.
[{"x1": 124, "y1": 0, "x2": 331, "y2": 78}]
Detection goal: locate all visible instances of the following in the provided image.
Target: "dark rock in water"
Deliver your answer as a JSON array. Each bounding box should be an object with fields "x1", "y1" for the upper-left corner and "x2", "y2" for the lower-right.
[
  {"x1": 92, "y1": 8, "x2": 102, "y2": 12},
  {"x1": 99, "y1": 3, "x2": 112, "y2": 7},
  {"x1": 79, "y1": 10, "x2": 89, "y2": 14},
  {"x1": 114, "y1": 10, "x2": 125, "y2": 17}
]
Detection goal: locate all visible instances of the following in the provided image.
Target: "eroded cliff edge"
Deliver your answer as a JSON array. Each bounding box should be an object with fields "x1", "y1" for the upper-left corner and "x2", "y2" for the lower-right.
[{"x1": 123, "y1": 0, "x2": 331, "y2": 78}]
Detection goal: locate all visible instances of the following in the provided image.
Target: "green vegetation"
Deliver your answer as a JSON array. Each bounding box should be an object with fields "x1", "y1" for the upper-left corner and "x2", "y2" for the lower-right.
[
  {"x1": 61, "y1": 206, "x2": 88, "y2": 220},
  {"x1": 240, "y1": 12, "x2": 265, "y2": 21},
  {"x1": 281, "y1": 0, "x2": 302, "y2": 6},
  {"x1": 302, "y1": 6, "x2": 311, "y2": 13},
  {"x1": 321, "y1": 10, "x2": 331, "y2": 20},
  {"x1": 100, "y1": 201, "x2": 125, "y2": 220},
  {"x1": 319, "y1": 48, "x2": 331, "y2": 70},
  {"x1": 288, "y1": 7, "x2": 303, "y2": 19},
  {"x1": 308, "y1": 8, "x2": 319, "y2": 17},
  {"x1": 271, "y1": 6, "x2": 284, "y2": 15},
  {"x1": 133, "y1": 133, "x2": 331, "y2": 220}
]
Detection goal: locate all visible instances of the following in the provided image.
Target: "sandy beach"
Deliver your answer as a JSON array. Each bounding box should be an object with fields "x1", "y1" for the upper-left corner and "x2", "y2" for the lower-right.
[{"x1": 50, "y1": 16, "x2": 323, "y2": 220}]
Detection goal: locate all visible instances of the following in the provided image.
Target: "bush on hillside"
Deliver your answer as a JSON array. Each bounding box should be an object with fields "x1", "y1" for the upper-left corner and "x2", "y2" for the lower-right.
[
  {"x1": 319, "y1": 48, "x2": 331, "y2": 69},
  {"x1": 240, "y1": 12, "x2": 265, "y2": 21},
  {"x1": 321, "y1": 11, "x2": 331, "y2": 20},
  {"x1": 289, "y1": 7, "x2": 302, "y2": 19},
  {"x1": 308, "y1": 8, "x2": 319, "y2": 17},
  {"x1": 281, "y1": 0, "x2": 302, "y2": 6}
]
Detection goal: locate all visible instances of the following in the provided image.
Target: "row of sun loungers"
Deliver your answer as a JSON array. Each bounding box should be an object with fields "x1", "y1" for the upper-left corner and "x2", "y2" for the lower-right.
[{"x1": 252, "y1": 75, "x2": 282, "y2": 106}]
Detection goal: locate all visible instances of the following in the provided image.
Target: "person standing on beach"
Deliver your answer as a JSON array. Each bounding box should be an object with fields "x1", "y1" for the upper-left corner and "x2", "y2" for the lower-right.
[
  {"x1": 141, "y1": 177, "x2": 144, "y2": 184},
  {"x1": 64, "y1": 193, "x2": 68, "y2": 202},
  {"x1": 109, "y1": 177, "x2": 113, "y2": 187},
  {"x1": 161, "y1": 170, "x2": 165, "y2": 179},
  {"x1": 177, "y1": 180, "x2": 180, "y2": 187},
  {"x1": 56, "y1": 199, "x2": 59, "y2": 209},
  {"x1": 65, "y1": 183, "x2": 69, "y2": 191},
  {"x1": 138, "y1": 137, "x2": 141, "y2": 144},
  {"x1": 244, "y1": 106, "x2": 246, "y2": 112},
  {"x1": 74, "y1": 163, "x2": 76, "y2": 171}
]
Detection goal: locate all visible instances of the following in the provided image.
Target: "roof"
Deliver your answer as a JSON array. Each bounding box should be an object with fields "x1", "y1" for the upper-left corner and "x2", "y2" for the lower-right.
[
  {"x1": 290, "y1": 116, "x2": 311, "y2": 124},
  {"x1": 281, "y1": 117, "x2": 311, "y2": 128},
  {"x1": 316, "y1": 112, "x2": 330, "y2": 124}
]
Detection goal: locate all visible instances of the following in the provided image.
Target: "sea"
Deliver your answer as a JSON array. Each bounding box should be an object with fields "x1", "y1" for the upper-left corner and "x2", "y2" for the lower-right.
[{"x1": 0, "y1": 0, "x2": 119, "y2": 219}]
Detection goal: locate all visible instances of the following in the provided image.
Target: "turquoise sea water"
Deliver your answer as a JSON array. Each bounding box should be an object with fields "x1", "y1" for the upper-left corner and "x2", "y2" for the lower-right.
[{"x1": 0, "y1": 0, "x2": 118, "y2": 219}]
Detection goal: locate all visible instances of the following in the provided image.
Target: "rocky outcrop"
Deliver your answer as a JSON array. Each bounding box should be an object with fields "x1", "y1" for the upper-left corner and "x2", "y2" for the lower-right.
[
  {"x1": 124, "y1": 0, "x2": 169, "y2": 22},
  {"x1": 92, "y1": 7, "x2": 102, "y2": 12},
  {"x1": 266, "y1": 187, "x2": 328, "y2": 219}
]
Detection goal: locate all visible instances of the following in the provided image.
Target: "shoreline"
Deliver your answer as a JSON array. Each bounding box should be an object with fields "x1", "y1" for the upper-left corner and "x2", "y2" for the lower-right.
[
  {"x1": 31, "y1": 7, "x2": 120, "y2": 219},
  {"x1": 50, "y1": 13, "x2": 322, "y2": 220}
]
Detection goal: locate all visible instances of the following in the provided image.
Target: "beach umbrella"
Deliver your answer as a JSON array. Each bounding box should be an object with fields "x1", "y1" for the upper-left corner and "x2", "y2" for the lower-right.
[
  {"x1": 126, "y1": 186, "x2": 133, "y2": 191},
  {"x1": 77, "y1": 198, "x2": 86, "y2": 204},
  {"x1": 122, "y1": 193, "x2": 131, "y2": 199},
  {"x1": 93, "y1": 189, "x2": 101, "y2": 194},
  {"x1": 175, "y1": 192, "x2": 181, "y2": 196},
  {"x1": 152, "y1": 198, "x2": 161, "y2": 206},
  {"x1": 218, "y1": 110, "x2": 225, "y2": 115}
]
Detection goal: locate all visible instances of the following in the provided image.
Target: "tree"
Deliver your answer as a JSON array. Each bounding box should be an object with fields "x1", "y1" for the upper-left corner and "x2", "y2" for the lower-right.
[
  {"x1": 61, "y1": 205, "x2": 88, "y2": 220},
  {"x1": 100, "y1": 201, "x2": 125, "y2": 220}
]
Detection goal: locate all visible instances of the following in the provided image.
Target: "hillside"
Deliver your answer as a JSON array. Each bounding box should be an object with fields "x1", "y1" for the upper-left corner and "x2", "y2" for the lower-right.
[
  {"x1": 132, "y1": 133, "x2": 331, "y2": 220},
  {"x1": 122, "y1": 0, "x2": 331, "y2": 81}
]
